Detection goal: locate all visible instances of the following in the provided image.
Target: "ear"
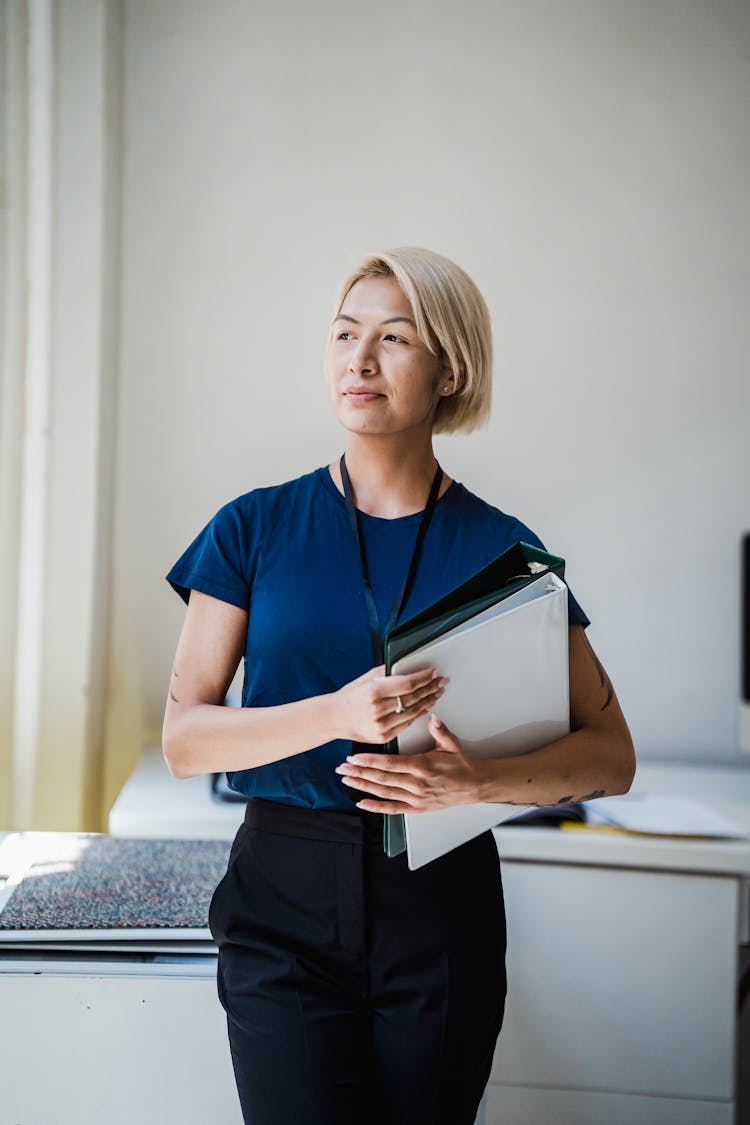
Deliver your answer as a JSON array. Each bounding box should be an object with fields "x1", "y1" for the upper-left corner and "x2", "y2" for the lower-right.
[{"x1": 439, "y1": 364, "x2": 466, "y2": 396}]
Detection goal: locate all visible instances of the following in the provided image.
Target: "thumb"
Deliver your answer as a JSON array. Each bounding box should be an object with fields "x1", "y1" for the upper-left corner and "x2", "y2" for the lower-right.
[{"x1": 428, "y1": 714, "x2": 460, "y2": 752}]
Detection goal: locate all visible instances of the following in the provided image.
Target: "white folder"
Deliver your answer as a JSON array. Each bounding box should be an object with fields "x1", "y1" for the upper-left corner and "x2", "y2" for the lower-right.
[{"x1": 392, "y1": 573, "x2": 569, "y2": 869}]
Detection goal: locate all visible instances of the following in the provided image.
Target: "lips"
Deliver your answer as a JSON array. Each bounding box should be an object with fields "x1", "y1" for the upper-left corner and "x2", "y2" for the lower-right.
[{"x1": 344, "y1": 387, "x2": 384, "y2": 402}]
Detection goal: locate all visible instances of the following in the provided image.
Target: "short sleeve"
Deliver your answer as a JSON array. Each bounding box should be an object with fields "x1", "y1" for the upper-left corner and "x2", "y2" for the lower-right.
[
  {"x1": 508, "y1": 519, "x2": 590, "y2": 629},
  {"x1": 166, "y1": 495, "x2": 258, "y2": 611}
]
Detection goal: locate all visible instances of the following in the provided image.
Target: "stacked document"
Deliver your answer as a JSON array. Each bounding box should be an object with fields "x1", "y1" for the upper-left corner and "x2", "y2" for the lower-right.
[
  {"x1": 0, "y1": 832, "x2": 230, "y2": 957},
  {"x1": 582, "y1": 794, "x2": 750, "y2": 838},
  {"x1": 384, "y1": 541, "x2": 571, "y2": 870}
]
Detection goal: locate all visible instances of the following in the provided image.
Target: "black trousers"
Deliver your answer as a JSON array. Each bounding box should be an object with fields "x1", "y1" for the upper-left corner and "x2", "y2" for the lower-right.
[{"x1": 208, "y1": 798, "x2": 507, "y2": 1125}]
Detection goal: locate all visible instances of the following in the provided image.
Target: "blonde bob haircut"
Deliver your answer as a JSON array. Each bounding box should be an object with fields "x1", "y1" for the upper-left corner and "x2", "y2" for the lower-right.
[{"x1": 333, "y1": 247, "x2": 493, "y2": 434}]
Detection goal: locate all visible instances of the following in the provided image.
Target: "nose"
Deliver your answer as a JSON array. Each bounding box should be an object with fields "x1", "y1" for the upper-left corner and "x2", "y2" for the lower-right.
[{"x1": 348, "y1": 337, "x2": 378, "y2": 377}]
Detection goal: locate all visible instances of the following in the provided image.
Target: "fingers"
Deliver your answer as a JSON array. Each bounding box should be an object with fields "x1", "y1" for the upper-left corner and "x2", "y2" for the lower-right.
[
  {"x1": 336, "y1": 760, "x2": 429, "y2": 811},
  {"x1": 339, "y1": 769, "x2": 424, "y2": 799},
  {"x1": 362, "y1": 665, "x2": 386, "y2": 680},
  {"x1": 339, "y1": 763, "x2": 477, "y2": 814},
  {"x1": 375, "y1": 670, "x2": 447, "y2": 714},
  {"x1": 366, "y1": 671, "x2": 446, "y2": 742},
  {"x1": 355, "y1": 798, "x2": 418, "y2": 815},
  {"x1": 374, "y1": 677, "x2": 445, "y2": 723},
  {"x1": 339, "y1": 751, "x2": 416, "y2": 772},
  {"x1": 428, "y1": 714, "x2": 460, "y2": 751},
  {"x1": 387, "y1": 667, "x2": 444, "y2": 697},
  {"x1": 342, "y1": 665, "x2": 448, "y2": 746},
  {"x1": 336, "y1": 754, "x2": 449, "y2": 812},
  {"x1": 375, "y1": 693, "x2": 443, "y2": 740},
  {"x1": 404, "y1": 676, "x2": 448, "y2": 711},
  {"x1": 337, "y1": 718, "x2": 474, "y2": 812}
]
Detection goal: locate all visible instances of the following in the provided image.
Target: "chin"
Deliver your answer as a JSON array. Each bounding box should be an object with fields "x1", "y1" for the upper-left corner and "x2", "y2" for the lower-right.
[{"x1": 335, "y1": 407, "x2": 386, "y2": 434}]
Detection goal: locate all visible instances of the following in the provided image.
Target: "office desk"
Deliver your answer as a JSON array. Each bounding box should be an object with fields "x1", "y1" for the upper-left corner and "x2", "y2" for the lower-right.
[{"x1": 2, "y1": 755, "x2": 748, "y2": 1125}]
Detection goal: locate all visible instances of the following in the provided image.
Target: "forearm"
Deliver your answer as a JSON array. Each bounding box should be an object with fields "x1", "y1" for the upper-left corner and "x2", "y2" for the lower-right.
[
  {"x1": 476, "y1": 724, "x2": 635, "y2": 807},
  {"x1": 163, "y1": 659, "x2": 445, "y2": 781},
  {"x1": 163, "y1": 694, "x2": 339, "y2": 779}
]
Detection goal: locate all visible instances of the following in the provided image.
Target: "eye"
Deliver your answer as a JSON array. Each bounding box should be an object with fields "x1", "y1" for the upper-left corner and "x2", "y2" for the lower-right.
[
  {"x1": 384, "y1": 334, "x2": 408, "y2": 344},
  {"x1": 336, "y1": 331, "x2": 354, "y2": 341}
]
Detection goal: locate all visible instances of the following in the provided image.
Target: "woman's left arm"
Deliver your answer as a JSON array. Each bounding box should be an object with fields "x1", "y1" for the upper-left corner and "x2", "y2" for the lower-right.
[{"x1": 336, "y1": 624, "x2": 635, "y2": 814}]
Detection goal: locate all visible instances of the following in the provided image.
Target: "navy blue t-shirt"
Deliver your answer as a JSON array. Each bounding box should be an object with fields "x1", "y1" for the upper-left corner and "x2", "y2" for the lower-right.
[{"x1": 166, "y1": 466, "x2": 589, "y2": 811}]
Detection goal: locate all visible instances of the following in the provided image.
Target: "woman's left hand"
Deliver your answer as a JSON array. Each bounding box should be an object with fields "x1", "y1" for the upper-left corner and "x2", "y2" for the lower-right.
[{"x1": 334, "y1": 715, "x2": 484, "y2": 813}]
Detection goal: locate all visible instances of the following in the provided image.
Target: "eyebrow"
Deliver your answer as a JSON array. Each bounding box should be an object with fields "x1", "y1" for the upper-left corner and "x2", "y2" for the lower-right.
[{"x1": 332, "y1": 314, "x2": 417, "y2": 328}]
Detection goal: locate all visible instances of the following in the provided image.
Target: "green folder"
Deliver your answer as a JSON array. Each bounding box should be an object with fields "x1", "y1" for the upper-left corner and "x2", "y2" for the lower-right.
[{"x1": 382, "y1": 541, "x2": 566, "y2": 858}]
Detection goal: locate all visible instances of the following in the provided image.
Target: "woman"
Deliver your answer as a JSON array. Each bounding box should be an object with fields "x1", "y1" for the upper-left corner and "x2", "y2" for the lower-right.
[{"x1": 163, "y1": 246, "x2": 635, "y2": 1125}]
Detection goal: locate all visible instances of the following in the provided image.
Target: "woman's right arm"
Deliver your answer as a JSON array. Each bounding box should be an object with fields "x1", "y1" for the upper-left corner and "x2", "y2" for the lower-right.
[{"x1": 162, "y1": 590, "x2": 445, "y2": 779}]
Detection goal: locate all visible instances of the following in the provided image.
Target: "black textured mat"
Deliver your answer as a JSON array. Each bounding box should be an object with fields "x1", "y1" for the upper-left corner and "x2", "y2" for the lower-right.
[{"x1": 0, "y1": 834, "x2": 231, "y2": 931}]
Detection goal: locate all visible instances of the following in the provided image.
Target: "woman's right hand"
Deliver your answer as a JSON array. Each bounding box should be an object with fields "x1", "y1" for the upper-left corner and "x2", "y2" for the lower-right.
[{"x1": 332, "y1": 665, "x2": 447, "y2": 745}]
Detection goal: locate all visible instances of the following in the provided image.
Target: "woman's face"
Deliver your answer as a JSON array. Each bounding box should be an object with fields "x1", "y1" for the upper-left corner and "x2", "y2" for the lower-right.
[{"x1": 326, "y1": 276, "x2": 448, "y2": 439}]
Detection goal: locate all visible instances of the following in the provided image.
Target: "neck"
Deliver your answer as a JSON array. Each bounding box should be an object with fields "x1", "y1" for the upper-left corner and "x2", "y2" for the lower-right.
[{"x1": 332, "y1": 433, "x2": 448, "y2": 518}]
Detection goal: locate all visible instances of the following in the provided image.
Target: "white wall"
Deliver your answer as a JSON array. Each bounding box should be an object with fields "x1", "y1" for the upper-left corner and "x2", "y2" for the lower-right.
[{"x1": 104, "y1": 0, "x2": 750, "y2": 807}]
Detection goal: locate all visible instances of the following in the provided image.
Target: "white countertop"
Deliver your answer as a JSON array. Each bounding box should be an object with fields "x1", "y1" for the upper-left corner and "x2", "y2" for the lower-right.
[
  {"x1": 104, "y1": 747, "x2": 750, "y2": 879},
  {"x1": 108, "y1": 748, "x2": 246, "y2": 840},
  {"x1": 494, "y1": 760, "x2": 750, "y2": 877},
  {"x1": 493, "y1": 821, "x2": 750, "y2": 876}
]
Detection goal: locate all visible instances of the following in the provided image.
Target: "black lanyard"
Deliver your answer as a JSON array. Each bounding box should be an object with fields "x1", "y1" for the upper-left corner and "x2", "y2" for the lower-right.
[{"x1": 340, "y1": 453, "x2": 443, "y2": 665}]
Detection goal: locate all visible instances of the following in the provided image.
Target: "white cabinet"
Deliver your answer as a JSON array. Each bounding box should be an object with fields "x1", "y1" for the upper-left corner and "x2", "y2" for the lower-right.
[
  {"x1": 485, "y1": 857, "x2": 742, "y2": 1123},
  {"x1": 477, "y1": 762, "x2": 750, "y2": 1124},
  {"x1": 0, "y1": 963, "x2": 244, "y2": 1125}
]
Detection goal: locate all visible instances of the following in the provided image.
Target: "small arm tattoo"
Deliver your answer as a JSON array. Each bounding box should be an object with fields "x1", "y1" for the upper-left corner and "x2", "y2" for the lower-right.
[
  {"x1": 582, "y1": 633, "x2": 614, "y2": 711},
  {"x1": 529, "y1": 790, "x2": 605, "y2": 808},
  {"x1": 521, "y1": 789, "x2": 606, "y2": 809}
]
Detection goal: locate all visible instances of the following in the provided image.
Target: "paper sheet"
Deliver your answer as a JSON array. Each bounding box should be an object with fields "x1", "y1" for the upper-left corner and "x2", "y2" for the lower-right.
[{"x1": 584, "y1": 794, "x2": 750, "y2": 838}]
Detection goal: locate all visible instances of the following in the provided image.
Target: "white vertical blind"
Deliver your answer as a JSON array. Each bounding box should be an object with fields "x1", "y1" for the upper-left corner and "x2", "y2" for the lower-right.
[{"x1": 12, "y1": 0, "x2": 54, "y2": 829}]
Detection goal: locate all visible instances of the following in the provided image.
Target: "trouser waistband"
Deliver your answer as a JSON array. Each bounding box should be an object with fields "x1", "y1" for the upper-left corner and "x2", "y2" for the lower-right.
[{"x1": 243, "y1": 797, "x2": 385, "y2": 845}]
